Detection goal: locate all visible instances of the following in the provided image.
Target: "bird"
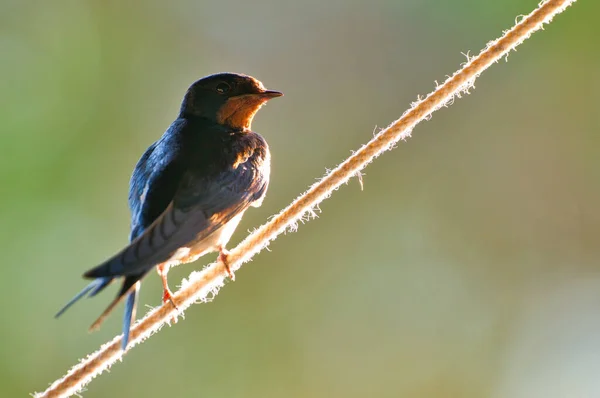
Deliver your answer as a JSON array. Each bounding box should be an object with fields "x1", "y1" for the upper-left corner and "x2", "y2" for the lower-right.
[{"x1": 56, "y1": 72, "x2": 282, "y2": 349}]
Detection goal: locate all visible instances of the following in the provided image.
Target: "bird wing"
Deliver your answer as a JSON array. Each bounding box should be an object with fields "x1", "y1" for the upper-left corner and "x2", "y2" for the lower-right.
[
  {"x1": 128, "y1": 121, "x2": 189, "y2": 241},
  {"x1": 128, "y1": 141, "x2": 158, "y2": 240},
  {"x1": 84, "y1": 157, "x2": 267, "y2": 278}
]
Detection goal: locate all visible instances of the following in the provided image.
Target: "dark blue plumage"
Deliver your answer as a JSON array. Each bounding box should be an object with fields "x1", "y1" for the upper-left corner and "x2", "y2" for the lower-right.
[{"x1": 56, "y1": 73, "x2": 282, "y2": 349}]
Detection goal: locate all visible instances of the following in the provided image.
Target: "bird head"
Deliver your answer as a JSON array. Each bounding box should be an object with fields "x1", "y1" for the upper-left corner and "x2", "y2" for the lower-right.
[{"x1": 180, "y1": 72, "x2": 283, "y2": 129}]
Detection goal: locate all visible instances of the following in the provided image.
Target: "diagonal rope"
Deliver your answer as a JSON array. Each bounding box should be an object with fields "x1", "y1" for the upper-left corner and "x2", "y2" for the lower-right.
[{"x1": 34, "y1": 1, "x2": 577, "y2": 396}]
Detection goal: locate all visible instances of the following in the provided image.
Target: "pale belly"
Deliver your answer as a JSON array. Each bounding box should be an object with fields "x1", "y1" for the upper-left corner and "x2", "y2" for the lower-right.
[{"x1": 162, "y1": 211, "x2": 246, "y2": 268}]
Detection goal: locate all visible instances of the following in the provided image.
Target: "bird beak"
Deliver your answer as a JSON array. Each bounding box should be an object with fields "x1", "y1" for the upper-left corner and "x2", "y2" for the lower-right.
[{"x1": 259, "y1": 90, "x2": 283, "y2": 99}]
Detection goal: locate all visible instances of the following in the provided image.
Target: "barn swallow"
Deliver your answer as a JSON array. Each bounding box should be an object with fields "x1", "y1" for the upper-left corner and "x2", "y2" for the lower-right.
[{"x1": 56, "y1": 73, "x2": 282, "y2": 349}]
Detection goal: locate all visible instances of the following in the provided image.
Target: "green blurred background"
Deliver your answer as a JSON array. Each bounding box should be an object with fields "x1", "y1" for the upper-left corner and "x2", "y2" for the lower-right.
[{"x1": 2, "y1": 0, "x2": 598, "y2": 397}]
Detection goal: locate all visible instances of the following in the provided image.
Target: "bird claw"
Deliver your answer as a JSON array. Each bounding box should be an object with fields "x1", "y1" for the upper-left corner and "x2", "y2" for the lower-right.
[
  {"x1": 162, "y1": 288, "x2": 180, "y2": 324},
  {"x1": 218, "y1": 248, "x2": 235, "y2": 281},
  {"x1": 162, "y1": 288, "x2": 178, "y2": 309}
]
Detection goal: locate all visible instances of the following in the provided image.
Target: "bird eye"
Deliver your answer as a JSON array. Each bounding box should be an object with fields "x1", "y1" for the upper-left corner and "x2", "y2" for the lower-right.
[{"x1": 215, "y1": 82, "x2": 230, "y2": 94}]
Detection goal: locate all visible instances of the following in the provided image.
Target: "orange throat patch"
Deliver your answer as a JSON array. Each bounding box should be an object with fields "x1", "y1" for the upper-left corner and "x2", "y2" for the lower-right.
[{"x1": 216, "y1": 95, "x2": 268, "y2": 130}]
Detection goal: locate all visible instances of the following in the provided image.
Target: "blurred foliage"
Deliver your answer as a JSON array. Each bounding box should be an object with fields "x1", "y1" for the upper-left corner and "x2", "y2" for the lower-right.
[{"x1": 1, "y1": 0, "x2": 599, "y2": 397}]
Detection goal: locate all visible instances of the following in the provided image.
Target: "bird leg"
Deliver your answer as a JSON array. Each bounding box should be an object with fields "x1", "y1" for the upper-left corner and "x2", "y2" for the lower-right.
[
  {"x1": 157, "y1": 263, "x2": 178, "y2": 308},
  {"x1": 217, "y1": 245, "x2": 235, "y2": 281}
]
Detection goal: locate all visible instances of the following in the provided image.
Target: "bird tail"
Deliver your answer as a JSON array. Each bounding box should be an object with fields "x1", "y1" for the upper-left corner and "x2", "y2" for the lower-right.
[
  {"x1": 56, "y1": 272, "x2": 146, "y2": 350},
  {"x1": 88, "y1": 273, "x2": 143, "y2": 349},
  {"x1": 55, "y1": 277, "x2": 113, "y2": 318}
]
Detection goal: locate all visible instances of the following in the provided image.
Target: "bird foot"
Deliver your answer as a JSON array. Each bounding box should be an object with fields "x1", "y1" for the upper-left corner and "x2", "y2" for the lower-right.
[
  {"x1": 157, "y1": 263, "x2": 178, "y2": 309},
  {"x1": 218, "y1": 248, "x2": 235, "y2": 281},
  {"x1": 162, "y1": 288, "x2": 180, "y2": 324},
  {"x1": 162, "y1": 288, "x2": 178, "y2": 309}
]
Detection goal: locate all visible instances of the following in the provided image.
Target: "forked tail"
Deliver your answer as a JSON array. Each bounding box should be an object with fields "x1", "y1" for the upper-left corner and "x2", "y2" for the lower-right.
[{"x1": 56, "y1": 272, "x2": 146, "y2": 349}]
